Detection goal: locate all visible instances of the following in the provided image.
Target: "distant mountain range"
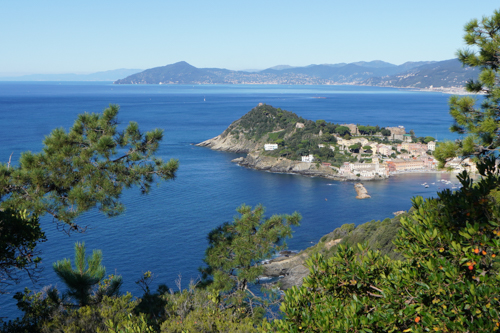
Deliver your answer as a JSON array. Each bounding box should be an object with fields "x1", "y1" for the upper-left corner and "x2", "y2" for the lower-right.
[
  {"x1": 114, "y1": 60, "x2": 479, "y2": 90},
  {"x1": 1, "y1": 60, "x2": 480, "y2": 90},
  {"x1": 0, "y1": 68, "x2": 143, "y2": 81}
]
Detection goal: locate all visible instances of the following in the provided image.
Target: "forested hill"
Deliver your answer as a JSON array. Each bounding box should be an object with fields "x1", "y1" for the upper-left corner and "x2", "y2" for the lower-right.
[
  {"x1": 197, "y1": 104, "x2": 403, "y2": 168},
  {"x1": 221, "y1": 104, "x2": 304, "y2": 141},
  {"x1": 114, "y1": 59, "x2": 478, "y2": 88}
]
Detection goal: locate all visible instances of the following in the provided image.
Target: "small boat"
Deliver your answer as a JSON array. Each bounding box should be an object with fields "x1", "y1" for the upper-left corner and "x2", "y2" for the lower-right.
[{"x1": 425, "y1": 185, "x2": 429, "y2": 188}]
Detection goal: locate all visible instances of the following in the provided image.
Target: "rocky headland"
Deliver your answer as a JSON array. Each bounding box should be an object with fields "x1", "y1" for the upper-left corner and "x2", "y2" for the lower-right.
[
  {"x1": 261, "y1": 252, "x2": 309, "y2": 290},
  {"x1": 195, "y1": 104, "x2": 376, "y2": 182}
]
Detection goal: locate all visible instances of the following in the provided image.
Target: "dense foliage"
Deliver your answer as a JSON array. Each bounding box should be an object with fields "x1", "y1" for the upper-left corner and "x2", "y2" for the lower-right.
[
  {"x1": 304, "y1": 212, "x2": 409, "y2": 262},
  {"x1": 0, "y1": 210, "x2": 45, "y2": 294},
  {"x1": 2, "y1": 204, "x2": 301, "y2": 332}
]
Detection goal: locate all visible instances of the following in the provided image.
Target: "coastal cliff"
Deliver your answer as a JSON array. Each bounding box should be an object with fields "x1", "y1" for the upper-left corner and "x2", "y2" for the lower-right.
[{"x1": 196, "y1": 132, "x2": 261, "y2": 154}]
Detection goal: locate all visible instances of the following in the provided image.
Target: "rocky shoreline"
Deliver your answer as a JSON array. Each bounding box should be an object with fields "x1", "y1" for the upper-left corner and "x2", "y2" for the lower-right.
[
  {"x1": 231, "y1": 152, "x2": 346, "y2": 180},
  {"x1": 261, "y1": 252, "x2": 309, "y2": 290},
  {"x1": 260, "y1": 239, "x2": 343, "y2": 289}
]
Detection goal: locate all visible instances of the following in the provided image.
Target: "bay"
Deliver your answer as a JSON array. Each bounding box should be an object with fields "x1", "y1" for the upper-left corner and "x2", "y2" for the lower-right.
[{"x1": 0, "y1": 82, "x2": 461, "y2": 318}]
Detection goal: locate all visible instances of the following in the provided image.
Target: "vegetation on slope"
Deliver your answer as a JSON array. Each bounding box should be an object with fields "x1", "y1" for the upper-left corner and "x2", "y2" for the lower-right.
[
  {"x1": 303, "y1": 210, "x2": 411, "y2": 262},
  {"x1": 223, "y1": 103, "x2": 395, "y2": 167}
]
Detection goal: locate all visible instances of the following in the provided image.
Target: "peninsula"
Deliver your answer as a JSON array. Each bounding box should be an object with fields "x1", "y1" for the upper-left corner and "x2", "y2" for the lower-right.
[{"x1": 197, "y1": 104, "x2": 472, "y2": 181}]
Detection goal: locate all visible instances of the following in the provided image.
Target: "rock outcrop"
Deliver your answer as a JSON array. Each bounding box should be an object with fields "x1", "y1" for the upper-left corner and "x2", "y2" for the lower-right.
[
  {"x1": 196, "y1": 132, "x2": 261, "y2": 153},
  {"x1": 261, "y1": 239, "x2": 343, "y2": 290},
  {"x1": 261, "y1": 252, "x2": 309, "y2": 290},
  {"x1": 354, "y1": 183, "x2": 371, "y2": 199}
]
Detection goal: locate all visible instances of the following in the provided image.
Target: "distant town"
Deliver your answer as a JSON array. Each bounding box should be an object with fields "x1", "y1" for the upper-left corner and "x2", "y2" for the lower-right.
[{"x1": 264, "y1": 122, "x2": 476, "y2": 180}]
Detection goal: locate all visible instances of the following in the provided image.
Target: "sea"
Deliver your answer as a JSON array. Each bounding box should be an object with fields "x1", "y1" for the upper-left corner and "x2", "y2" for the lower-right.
[{"x1": 0, "y1": 82, "x2": 465, "y2": 319}]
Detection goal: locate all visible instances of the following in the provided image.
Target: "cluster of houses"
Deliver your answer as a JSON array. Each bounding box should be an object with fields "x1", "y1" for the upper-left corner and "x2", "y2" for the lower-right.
[
  {"x1": 263, "y1": 123, "x2": 477, "y2": 178},
  {"x1": 332, "y1": 134, "x2": 440, "y2": 178}
]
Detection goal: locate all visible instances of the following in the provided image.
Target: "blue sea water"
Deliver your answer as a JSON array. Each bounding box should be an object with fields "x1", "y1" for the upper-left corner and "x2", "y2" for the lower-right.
[{"x1": 0, "y1": 82, "x2": 463, "y2": 318}]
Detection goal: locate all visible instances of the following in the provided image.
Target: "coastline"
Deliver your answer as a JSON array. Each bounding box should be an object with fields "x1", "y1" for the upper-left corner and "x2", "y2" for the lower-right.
[
  {"x1": 117, "y1": 81, "x2": 480, "y2": 96},
  {"x1": 232, "y1": 153, "x2": 452, "y2": 182}
]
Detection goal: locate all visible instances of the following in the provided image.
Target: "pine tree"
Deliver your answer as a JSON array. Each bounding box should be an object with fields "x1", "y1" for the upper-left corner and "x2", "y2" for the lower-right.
[
  {"x1": 435, "y1": 10, "x2": 500, "y2": 164},
  {"x1": 0, "y1": 104, "x2": 179, "y2": 231},
  {"x1": 201, "y1": 204, "x2": 301, "y2": 294},
  {"x1": 53, "y1": 242, "x2": 122, "y2": 306},
  {"x1": 0, "y1": 105, "x2": 177, "y2": 291}
]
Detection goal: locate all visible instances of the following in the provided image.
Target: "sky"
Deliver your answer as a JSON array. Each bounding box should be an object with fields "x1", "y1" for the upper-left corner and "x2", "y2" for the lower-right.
[{"x1": 1, "y1": 1, "x2": 499, "y2": 75}]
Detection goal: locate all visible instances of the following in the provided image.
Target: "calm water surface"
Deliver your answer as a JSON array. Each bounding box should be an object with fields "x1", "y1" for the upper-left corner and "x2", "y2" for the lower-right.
[{"x1": 0, "y1": 83, "x2": 462, "y2": 317}]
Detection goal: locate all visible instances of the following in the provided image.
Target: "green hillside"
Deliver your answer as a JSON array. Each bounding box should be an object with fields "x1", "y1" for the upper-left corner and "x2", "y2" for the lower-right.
[
  {"x1": 302, "y1": 210, "x2": 411, "y2": 261},
  {"x1": 224, "y1": 104, "x2": 393, "y2": 167}
]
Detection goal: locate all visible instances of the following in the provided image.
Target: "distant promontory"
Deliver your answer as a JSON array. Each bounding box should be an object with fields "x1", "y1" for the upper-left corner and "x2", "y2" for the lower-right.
[{"x1": 114, "y1": 59, "x2": 479, "y2": 91}]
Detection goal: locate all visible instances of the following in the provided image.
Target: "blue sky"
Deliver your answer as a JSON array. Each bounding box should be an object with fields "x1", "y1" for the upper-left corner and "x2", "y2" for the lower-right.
[{"x1": 1, "y1": 1, "x2": 499, "y2": 75}]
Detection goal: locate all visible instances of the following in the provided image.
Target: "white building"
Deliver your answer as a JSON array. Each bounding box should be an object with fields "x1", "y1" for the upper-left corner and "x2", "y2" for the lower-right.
[
  {"x1": 264, "y1": 143, "x2": 278, "y2": 151},
  {"x1": 301, "y1": 154, "x2": 315, "y2": 163},
  {"x1": 427, "y1": 141, "x2": 436, "y2": 151}
]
